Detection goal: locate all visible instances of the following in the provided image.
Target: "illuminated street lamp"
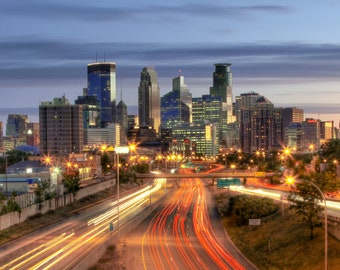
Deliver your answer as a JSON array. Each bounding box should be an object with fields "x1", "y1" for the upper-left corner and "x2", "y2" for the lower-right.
[
  {"x1": 286, "y1": 176, "x2": 328, "y2": 270},
  {"x1": 115, "y1": 146, "x2": 130, "y2": 233}
]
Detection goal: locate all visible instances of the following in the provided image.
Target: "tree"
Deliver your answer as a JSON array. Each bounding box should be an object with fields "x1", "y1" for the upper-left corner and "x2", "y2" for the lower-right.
[
  {"x1": 229, "y1": 195, "x2": 278, "y2": 226},
  {"x1": 101, "y1": 152, "x2": 111, "y2": 173},
  {"x1": 34, "y1": 181, "x2": 56, "y2": 210},
  {"x1": 62, "y1": 175, "x2": 80, "y2": 202},
  {"x1": 319, "y1": 138, "x2": 340, "y2": 161},
  {"x1": 288, "y1": 182, "x2": 323, "y2": 240},
  {"x1": 0, "y1": 192, "x2": 22, "y2": 217}
]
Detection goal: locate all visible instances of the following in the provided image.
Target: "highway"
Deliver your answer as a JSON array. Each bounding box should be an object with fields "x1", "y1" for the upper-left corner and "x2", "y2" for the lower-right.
[
  {"x1": 125, "y1": 171, "x2": 257, "y2": 270},
  {"x1": 0, "y1": 180, "x2": 166, "y2": 270}
]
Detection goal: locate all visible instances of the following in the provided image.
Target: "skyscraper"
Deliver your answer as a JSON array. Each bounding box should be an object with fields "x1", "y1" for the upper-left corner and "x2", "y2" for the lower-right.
[
  {"x1": 161, "y1": 75, "x2": 191, "y2": 130},
  {"x1": 116, "y1": 100, "x2": 128, "y2": 144},
  {"x1": 210, "y1": 63, "x2": 233, "y2": 123},
  {"x1": 87, "y1": 62, "x2": 116, "y2": 127},
  {"x1": 6, "y1": 114, "x2": 28, "y2": 138},
  {"x1": 138, "y1": 67, "x2": 161, "y2": 132},
  {"x1": 6, "y1": 114, "x2": 29, "y2": 147}
]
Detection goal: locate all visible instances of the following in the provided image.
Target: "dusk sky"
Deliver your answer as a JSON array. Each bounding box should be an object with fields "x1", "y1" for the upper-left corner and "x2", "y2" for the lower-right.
[{"x1": 1, "y1": 0, "x2": 340, "y2": 124}]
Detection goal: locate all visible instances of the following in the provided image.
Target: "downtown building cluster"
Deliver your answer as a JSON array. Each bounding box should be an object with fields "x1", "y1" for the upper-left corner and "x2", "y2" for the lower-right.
[{"x1": 0, "y1": 62, "x2": 337, "y2": 160}]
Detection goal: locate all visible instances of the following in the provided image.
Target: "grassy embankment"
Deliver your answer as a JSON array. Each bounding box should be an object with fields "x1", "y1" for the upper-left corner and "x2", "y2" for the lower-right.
[{"x1": 216, "y1": 191, "x2": 340, "y2": 270}]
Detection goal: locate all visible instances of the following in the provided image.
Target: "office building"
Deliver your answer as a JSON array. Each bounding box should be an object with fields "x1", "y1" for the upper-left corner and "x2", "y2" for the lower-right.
[
  {"x1": 5, "y1": 114, "x2": 29, "y2": 147},
  {"x1": 39, "y1": 96, "x2": 83, "y2": 155},
  {"x1": 75, "y1": 95, "x2": 100, "y2": 129},
  {"x1": 320, "y1": 120, "x2": 334, "y2": 145},
  {"x1": 85, "y1": 123, "x2": 120, "y2": 147},
  {"x1": 192, "y1": 95, "x2": 224, "y2": 145},
  {"x1": 209, "y1": 63, "x2": 233, "y2": 124},
  {"x1": 161, "y1": 76, "x2": 192, "y2": 129},
  {"x1": 172, "y1": 75, "x2": 192, "y2": 121},
  {"x1": 138, "y1": 67, "x2": 161, "y2": 133},
  {"x1": 285, "y1": 123, "x2": 303, "y2": 152},
  {"x1": 6, "y1": 114, "x2": 28, "y2": 138},
  {"x1": 301, "y1": 118, "x2": 321, "y2": 153},
  {"x1": 116, "y1": 100, "x2": 128, "y2": 144},
  {"x1": 168, "y1": 122, "x2": 219, "y2": 157},
  {"x1": 87, "y1": 62, "x2": 116, "y2": 127}
]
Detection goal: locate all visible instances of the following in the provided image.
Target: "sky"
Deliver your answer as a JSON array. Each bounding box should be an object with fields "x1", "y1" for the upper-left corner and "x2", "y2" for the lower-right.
[{"x1": 1, "y1": 0, "x2": 340, "y2": 126}]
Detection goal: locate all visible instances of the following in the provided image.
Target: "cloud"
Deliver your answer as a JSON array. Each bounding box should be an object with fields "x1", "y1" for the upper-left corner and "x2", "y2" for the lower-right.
[
  {"x1": 0, "y1": 1, "x2": 292, "y2": 23},
  {"x1": 1, "y1": 39, "x2": 340, "y2": 84}
]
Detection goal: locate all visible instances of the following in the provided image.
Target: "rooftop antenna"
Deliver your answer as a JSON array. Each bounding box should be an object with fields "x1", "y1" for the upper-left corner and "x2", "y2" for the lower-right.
[
  {"x1": 95, "y1": 52, "x2": 98, "y2": 63},
  {"x1": 120, "y1": 79, "x2": 123, "y2": 102},
  {"x1": 104, "y1": 51, "x2": 106, "y2": 62},
  {"x1": 179, "y1": 69, "x2": 182, "y2": 76}
]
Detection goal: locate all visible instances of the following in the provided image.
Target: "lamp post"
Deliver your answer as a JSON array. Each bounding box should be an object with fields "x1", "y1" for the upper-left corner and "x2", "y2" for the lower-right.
[
  {"x1": 286, "y1": 176, "x2": 328, "y2": 270},
  {"x1": 115, "y1": 146, "x2": 130, "y2": 233}
]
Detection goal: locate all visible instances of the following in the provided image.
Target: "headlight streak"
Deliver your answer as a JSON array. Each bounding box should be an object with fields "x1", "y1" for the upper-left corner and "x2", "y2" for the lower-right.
[
  {"x1": 1, "y1": 179, "x2": 165, "y2": 270},
  {"x1": 0, "y1": 233, "x2": 74, "y2": 270}
]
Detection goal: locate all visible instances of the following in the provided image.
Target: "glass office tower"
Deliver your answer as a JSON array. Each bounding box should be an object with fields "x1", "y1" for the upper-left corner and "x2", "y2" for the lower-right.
[
  {"x1": 210, "y1": 63, "x2": 233, "y2": 124},
  {"x1": 87, "y1": 62, "x2": 116, "y2": 128}
]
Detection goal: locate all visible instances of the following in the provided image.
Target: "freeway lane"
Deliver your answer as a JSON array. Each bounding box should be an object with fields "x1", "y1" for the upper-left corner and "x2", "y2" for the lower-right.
[
  {"x1": 125, "y1": 175, "x2": 257, "y2": 270},
  {"x1": 0, "y1": 180, "x2": 166, "y2": 269}
]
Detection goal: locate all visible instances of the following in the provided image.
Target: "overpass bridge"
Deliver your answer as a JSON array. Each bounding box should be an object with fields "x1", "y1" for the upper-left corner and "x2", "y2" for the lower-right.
[
  {"x1": 136, "y1": 171, "x2": 274, "y2": 186},
  {"x1": 136, "y1": 171, "x2": 274, "y2": 180}
]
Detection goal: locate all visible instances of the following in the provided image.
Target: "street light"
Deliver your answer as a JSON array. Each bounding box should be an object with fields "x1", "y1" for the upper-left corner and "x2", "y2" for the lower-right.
[
  {"x1": 286, "y1": 176, "x2": 328, "y2": 270},
  {"x1": 115, "y1": 146, "x2": 130, "y2": 233}
]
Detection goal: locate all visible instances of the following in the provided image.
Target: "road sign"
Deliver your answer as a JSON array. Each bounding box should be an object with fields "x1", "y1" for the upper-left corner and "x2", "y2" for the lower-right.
[
  {"x1": 217, "y1": 178, "x2": 241, "y2": 188},
  {"x1": 109, "y1": 222, "x2": 114, "y2": 231}
]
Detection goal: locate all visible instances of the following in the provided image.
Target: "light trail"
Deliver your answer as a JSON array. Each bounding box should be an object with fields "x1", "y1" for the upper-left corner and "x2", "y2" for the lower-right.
[{"x1": 0, "y1": 178, "x2": 165, "y2": 270}]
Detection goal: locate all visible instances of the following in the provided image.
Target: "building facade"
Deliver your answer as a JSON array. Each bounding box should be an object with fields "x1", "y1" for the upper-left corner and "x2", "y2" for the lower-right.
[
  {"x1": 39, "y1": 96, "x2": 83, "y2": 155},
  {"x1": 209, "y1": 63, "x2": 233, "y2": 124},
  {"x1": 75, "y1": 94, "x2": 100, "y2": 129},
  {"x1": 87, "y1": 62, "x2": 116, "y2": 127},
  {"x1": 116, "y1": 100, "x2": 128, "y2": 144},
  {"x1": 239, "y1": 96, "x2": 283, "y2": 153},
  {"x1": 138, "y1": 67, "x2": 161, "y2": 133}
]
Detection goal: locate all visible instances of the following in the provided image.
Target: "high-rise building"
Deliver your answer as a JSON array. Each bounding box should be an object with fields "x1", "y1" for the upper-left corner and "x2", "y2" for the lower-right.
[
  {"x1": 235, "y1": 92, "x2": 263, "y2": 123},
  {"x1": 209, "y1": 63, "x2": 233, "y2": 124},
  {"x1": 87, "y1": 62, "x2": 116, "y2": 127},
  {"x1": 320, "y1": 120, "x2": 334, "y2": 146},
  {"x1": 167, "y1": 122, "x2": 219, "y2": 157},
  {"x1": 75, "y1": 95, "x2": 100, "y2": 129},
  {"x1": 116, "y1": 100, "x2": 128, "y2": 144},
  {"x1": 6, "y1": 114, "x2": 29, "y2": 147},
  {"x1": 172, "y1": 75, "x2": 192, "y2": 121},
  {"x1": 285, "y1": 123, "x2": 303, "y2": 152},
  {"x1": 301, "y1": 118, "x2": 321, "y2": 152},
  {"x1": 192, "y1": 95, "x2": 223, "y2": 125},
  {"x1": 161, "y1": 91, "x2": 190, "y2": 129},
  {"x1": 6, "y1": 114, "x2": 28, "y2": 138},
  {"x1": 39, "y1": 96, "x2": 83, "y2": 155},
  {"x1": 138, "y1": 67, "x2": 161, "y2": 133},
  {"x1": 161, "y1": 74, "x2": 192, "y2": 134},
  {"x1": 239, "y1": 96, "x2": 283, "y2": 153}
]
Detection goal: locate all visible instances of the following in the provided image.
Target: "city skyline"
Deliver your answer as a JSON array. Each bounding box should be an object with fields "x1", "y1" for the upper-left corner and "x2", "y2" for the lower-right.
[{"x1": 1, "y1": 1, "x2": 340, "y2": 125}]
